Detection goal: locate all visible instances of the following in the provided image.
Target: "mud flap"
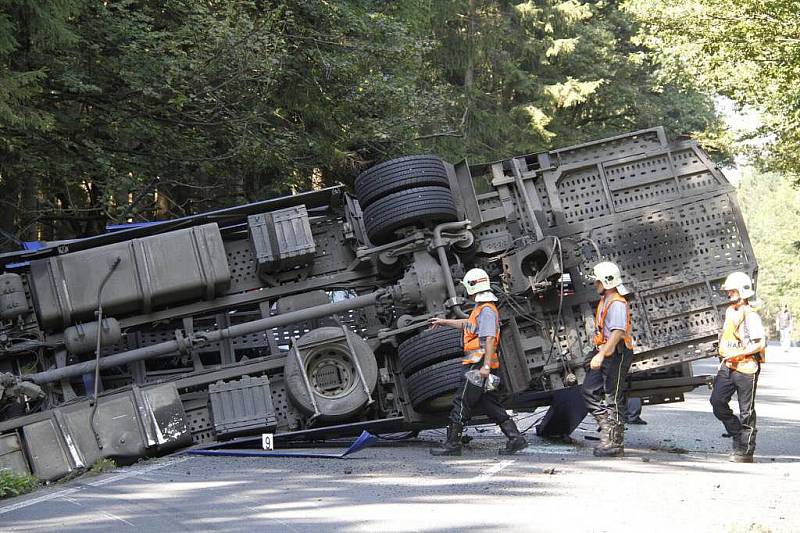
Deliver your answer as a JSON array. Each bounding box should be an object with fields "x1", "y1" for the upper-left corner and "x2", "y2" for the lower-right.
[{"x1": 535, "y1": 386, "x2": 588, "y2": 438}]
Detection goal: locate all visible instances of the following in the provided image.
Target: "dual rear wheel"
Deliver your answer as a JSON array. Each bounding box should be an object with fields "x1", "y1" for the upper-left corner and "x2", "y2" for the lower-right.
[
  {"x1": 355, "y1": 155, "x2": 458, "y2": 245},
  {"x1": 356, "y1": 155, "x2": 465, "y2": 411},
  {"x1": 398, "y1": 328, "x2": 466, "y2": 413}
]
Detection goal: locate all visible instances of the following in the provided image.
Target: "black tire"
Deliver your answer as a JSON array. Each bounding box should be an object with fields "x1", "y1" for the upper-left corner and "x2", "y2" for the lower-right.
[
  {"x1": 397, "y1": 328, "x2": 463, "y2": 377},
  {"x1": 362, "y1": 186, "x2": 457, "y2": 245},
  {"x1": 405, "y1": 358, "x2": 465, "y2": 412},
  {"x1": 355, "y1": 155, "x2": 450, "y2": 209},
  {"x1": 285, "y1": 327, "x2": 378, "y2": 422}
]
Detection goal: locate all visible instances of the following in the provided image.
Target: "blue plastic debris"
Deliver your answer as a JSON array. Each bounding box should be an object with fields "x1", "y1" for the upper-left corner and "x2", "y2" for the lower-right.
[{"x1": 185, "y1": 430, "x2": 379, "y2": 459}]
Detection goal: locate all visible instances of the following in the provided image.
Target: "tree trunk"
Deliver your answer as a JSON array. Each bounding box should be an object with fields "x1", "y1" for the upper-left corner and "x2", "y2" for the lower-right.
[
  {"x1": 465, "y1": 0, "x2": 476, "y2": 91},
  {"x1": 19, "y1": 176, "x2": 38, "y2": 241},
  {"x1": 0, "y1": 171, "x2": 20, "y2": 251},
  {"x1": 463, "y1": 0, "x2": 477, "y2": 144}
]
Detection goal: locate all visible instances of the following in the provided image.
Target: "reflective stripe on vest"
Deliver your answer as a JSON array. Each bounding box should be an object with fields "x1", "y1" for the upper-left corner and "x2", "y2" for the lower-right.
[
  {"x1": 462, "y1": 302, "x2": 501, "y2": 368},
  {"x1": 593, "y1": 293, "x2": 634, "y2": 350},
  {"x1": 719, "y1": 305, "x2": 765, "y2": 375}
]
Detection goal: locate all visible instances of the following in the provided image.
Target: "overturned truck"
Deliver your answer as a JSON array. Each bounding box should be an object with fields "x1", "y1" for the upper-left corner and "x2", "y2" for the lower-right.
[{"x1": 0, "y1": 127, "x2": 756, "y2": 480}]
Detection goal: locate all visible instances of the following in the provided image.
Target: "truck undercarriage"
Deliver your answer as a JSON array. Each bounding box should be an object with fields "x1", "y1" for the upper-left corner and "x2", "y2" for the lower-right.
[{"x1": 0, "y1": 127, "x2": 756, "y2": 481}]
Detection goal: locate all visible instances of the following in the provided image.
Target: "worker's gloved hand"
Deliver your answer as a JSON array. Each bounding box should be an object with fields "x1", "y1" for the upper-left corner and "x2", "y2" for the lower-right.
[
  {"x1": 590, "y1": 352, "x2": 605, "y2": 370},
  {"x1": 428, "y1": 317, "x2": 447, "y2": 329},
  {"x1": 479, "y1": 365, "x2": 491, "y2": 379}
]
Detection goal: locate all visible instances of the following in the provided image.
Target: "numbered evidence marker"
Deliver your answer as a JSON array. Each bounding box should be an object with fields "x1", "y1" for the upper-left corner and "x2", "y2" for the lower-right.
[{"x1": 261, "y1": 433, "x2": 274, "y2": 451}]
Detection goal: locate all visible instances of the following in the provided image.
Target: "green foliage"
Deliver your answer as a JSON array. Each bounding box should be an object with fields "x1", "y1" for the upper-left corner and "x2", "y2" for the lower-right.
[
  {"x1": 0, "y1": 468, "x2": 38, "y2": 499},
  {"x1": 737, "y1": 168, "x2": 800, "y2": 338},
  {"x1": 623, "y1": 0, "x2": 800, "y2": 176},
  {"x1": 2, "y1": 1, "x2": 445, "y2": 240},
  {"x1": 0, "y1": 0, "x2": 79, "y2": 130},
  {"x1": 419, "y1": 0, "x2": 728, "y2": 163},
  {"x1": 89, "y1": 458, "x2": 117, "y2": 474},
  {"x1": 0, "y1": 1, "x2": 726, "y2": 244}
]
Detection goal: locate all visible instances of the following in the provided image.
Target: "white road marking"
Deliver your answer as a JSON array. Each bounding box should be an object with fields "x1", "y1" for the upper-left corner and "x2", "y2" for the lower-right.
[
  {"x1": 473, "y1": 459, "x2": 515, "y2": 481},
  {"x1": 0, "y1": 456, "x2": 189, "y2": 516},
  {"x1": 101, "y1": 510, "x2": 135, "y2": 526},
  {"x1": 60, "y1": 496, "x2": 83, "y2": 507},
  {"x1": 0, "y1": 489, "x2": 80, "y2": 515}
]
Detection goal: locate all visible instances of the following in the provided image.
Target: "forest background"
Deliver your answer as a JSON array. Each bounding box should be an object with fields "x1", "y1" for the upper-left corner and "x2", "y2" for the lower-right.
[{"x1": 1, "y1": 0, "x2": 797, "y2": 336}]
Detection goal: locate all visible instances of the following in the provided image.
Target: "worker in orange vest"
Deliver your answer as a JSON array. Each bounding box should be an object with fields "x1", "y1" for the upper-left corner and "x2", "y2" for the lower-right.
[
  {"x1": 711, "y1": 271, "x2": 766, "y2": 463},
  {"x1": 582, "y1": 261, "x2": 635, "y2": 457},
  {"x1": 428, "y1": 268, "x2": 528, "y2": 456}
]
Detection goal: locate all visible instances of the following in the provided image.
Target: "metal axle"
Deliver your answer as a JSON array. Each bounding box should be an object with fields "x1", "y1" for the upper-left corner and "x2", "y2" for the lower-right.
[{"x1": 27, "y1": 289, "x2": 387, "y2": 385}]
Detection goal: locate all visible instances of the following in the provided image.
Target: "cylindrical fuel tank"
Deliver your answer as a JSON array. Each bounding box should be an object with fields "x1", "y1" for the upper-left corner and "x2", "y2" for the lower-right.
[{"x1": 64, "y1": 318, "x2": 122, "y2": 355}]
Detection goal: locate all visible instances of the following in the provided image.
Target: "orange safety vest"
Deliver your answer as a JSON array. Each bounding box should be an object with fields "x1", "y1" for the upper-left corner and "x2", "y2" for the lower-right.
[
  {"x1": 462, "y1": 303, "x2": 501, "y2": 369},
  {"x1": 719, "y1": 304, "x2": 765, "y2": 375},
  {"x1": 593, "y1": 293, "x2": 634, "y2": 350}
]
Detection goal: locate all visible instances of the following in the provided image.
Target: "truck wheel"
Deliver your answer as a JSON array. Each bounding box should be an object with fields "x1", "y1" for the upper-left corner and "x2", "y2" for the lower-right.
[
  {"x1": 405, "y1": 358, "x2": 465, "y2": 412},
  {"x1": 397, "y1": 328, "x2": 463, "y2": 377},
  {"x1": 285, "y1": 327, "x2": 378, "y2": 422},
  {"x1": 362, "y1": 186, "x2": 457, "y2": 245},
  {"x1": 355, "y1": 155, "x2": 450, "y2": 209}
]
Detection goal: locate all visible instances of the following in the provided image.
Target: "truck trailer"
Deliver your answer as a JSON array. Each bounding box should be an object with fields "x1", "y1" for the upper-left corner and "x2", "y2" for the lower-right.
[{"x1": 0, "y1": 127, "x2": 756, "y2": 481}]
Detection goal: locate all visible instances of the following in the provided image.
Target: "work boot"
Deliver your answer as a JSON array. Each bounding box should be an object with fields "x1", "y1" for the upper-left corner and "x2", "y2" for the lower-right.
[
  {"x1": 594, "y1": 423, "x2": 624, "y2": 457},
  {"x1": 729, "y1": 433, "x2": 754, "y2": 463},
  {"x1": 430, "y1": 423, "x2": 463, "y2": 456},
  {"x1": 498, "y1": 418, "x2": 528, "y2": 455},
  {"x1": 594, "y1": 416, "x2": 611, "y2": 440}
]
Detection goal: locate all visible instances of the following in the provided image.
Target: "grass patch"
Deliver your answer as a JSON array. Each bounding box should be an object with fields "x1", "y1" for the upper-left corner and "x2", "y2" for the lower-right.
[
  {"x1": 0, "y1": 468, "x2": 38, "y2": 499},
  {"x1": 89, "y1": 458, "x2": 117, "y2": 475}
]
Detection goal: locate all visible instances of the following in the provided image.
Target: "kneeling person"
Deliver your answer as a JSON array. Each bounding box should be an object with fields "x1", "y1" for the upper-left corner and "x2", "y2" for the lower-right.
[{"x1": 429, "y1": 268, "x2": 527, "y2": 456}]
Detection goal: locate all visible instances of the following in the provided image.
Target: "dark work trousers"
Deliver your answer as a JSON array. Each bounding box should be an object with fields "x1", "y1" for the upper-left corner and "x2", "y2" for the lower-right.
[
  {"x1": 582, "y1": 344, "x2": 634, "y2": 427},
  {"x1": 448, "y1": 365, "x2": 510, "y2": 426},
  {"x1": 710, "y1": 364, "x2": 760, "y2": 454},
  {"x1": 626, "y1": 396, "x2": 643, "y2": 422}
]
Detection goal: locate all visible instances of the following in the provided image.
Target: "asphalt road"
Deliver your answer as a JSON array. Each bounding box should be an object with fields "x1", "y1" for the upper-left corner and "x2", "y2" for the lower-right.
[{"x1": 2, "y1": 346, "x2": 798, "y2": 532}]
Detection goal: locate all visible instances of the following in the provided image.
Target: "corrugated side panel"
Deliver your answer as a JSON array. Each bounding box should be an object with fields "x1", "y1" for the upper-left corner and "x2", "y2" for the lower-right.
[{"x1": 209, "y1": 375, "x2": 278, "y2": 437}]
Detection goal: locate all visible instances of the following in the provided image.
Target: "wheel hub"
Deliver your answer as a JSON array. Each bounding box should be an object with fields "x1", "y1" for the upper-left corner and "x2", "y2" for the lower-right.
[{"x1": 306, "y1": 346, "x2": 357, "y2": 399}]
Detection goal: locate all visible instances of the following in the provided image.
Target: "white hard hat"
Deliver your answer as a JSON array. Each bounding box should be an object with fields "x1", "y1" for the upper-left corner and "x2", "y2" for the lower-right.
[
  {"x1": 591, "y1": 261, "x2": 630, "y2": 295},
  {"x1": 462, "y1": 268, "x2": 492, "y2": 296},
  {"x1": 721, "y1": 271, "x2": 755, "y2": 299}
]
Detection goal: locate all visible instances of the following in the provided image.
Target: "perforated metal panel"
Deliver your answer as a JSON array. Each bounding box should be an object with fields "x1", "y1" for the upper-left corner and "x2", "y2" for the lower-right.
[
  {"x1": 553, "y1": 128, "x2": 665, "y2": 166},
  {"x1": 557, "y1": 166, "x2": 613, "y2": 223},
  {"x1": 185, "y1": 405, "x2": 214, "y2": 444},
  {"x1": 470, "y1": 128, "x2": 756, "y2": 375},
  {"x1": 226, "y1": 239, "x2": 261, "y2": 292},
  {"x1": 534, "y1": 179, "x2": 556, "y2": 227},
  {"x1": 270, "y1": 376, "x2": 300, "y2": 431},
  {"x1": 590, "y1": 194, "x2": 750, "y2": 284}
]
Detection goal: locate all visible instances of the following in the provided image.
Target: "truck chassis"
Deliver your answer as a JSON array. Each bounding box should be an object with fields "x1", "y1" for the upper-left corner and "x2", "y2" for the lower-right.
[{"x1": 0, "y1": 127, "x2": 756, "y2": 480}]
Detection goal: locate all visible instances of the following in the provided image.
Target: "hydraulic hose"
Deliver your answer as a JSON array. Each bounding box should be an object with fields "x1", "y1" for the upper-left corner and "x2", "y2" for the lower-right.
[{"x1": 89, "y1": 256, "x2": 122, "y2": 449}]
